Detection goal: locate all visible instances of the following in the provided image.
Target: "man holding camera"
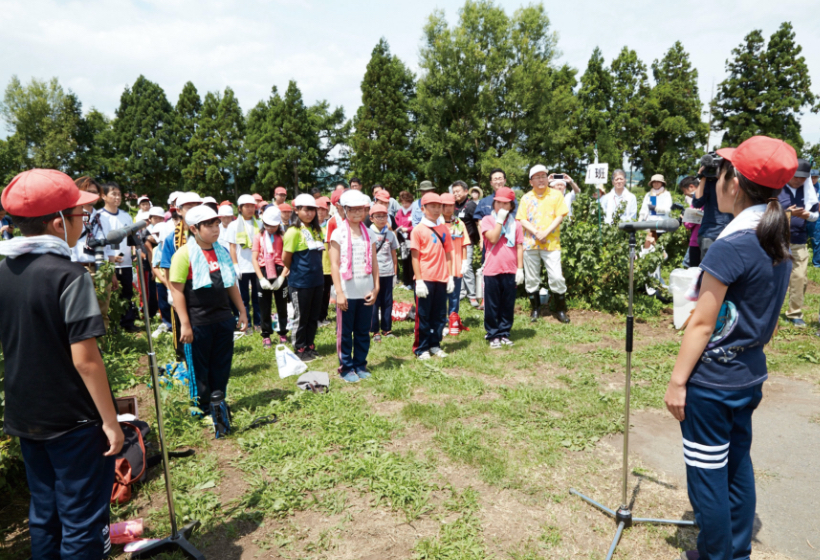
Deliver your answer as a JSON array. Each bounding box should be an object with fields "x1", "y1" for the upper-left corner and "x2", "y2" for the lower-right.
[{"x1": 779, "y1": 158, "x2": 819, "y2": 327}]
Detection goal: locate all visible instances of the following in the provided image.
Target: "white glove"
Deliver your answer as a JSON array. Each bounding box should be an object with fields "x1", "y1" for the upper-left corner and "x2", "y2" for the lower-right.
[
  {"x1": 167, "y1": 289, "x2": 174, "y2": 306},
  {"x1": 416, "y1": 280, "x2": 429, "y2": 298},
  {"x1": 272, "y1": 275, "x2": 285, "y2": 291},
  {"x1": 259, "y1": 278, "x2": 273, "y2": 290},
  {"x1": 515, "y1": 269, "x2": 524, "y2": 285},
  {"x1": 446, "y1": 276, "x2": 455, "y2": 294},
  {"x1": 461, "y1": 260, "x2": 470, "y2": 276},
  {"x1": 496, "y1": 208, "x2": 509, "y2": 224},
  {"x1": 234, "y1": 263, "x2": 242, "y2": 277}
]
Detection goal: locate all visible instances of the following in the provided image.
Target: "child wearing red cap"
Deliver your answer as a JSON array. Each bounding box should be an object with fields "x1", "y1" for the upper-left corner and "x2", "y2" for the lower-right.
[
  {"x1": 411, "y1": 192, "x2": 454, "y2": 359},
  {"x1": 0, "y1": 169, "x2": 123, "y2": 559},
  {"x1": 663, "y1": 136, "x2": 795, "y2": 560},
  {"x1": 481, "y1": 187, "x2": 524, "y2": 348},
  {"x1": 441, "y1": 193, "x2": 470, "y2": 330}
]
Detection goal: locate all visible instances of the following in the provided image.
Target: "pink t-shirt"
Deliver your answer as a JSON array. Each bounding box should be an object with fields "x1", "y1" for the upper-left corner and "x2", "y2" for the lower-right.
[{"x1": 480, "y1": 215, "x2": 523, "y2": 276}]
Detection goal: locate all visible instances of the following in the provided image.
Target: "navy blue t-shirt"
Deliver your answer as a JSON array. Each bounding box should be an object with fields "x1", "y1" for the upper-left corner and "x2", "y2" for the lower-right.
[
  {"x1": 692, "y1": 178, "x2": 732, "y2": 241},
  {"x1": 689, "y1": 230, "x2": 791, "y2": 390}
]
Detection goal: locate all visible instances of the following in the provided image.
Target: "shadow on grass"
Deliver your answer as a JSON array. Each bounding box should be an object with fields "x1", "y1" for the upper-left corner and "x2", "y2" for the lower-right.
[
  {"x1": 233, "y1": 388, "x2": 294, "y2": 413},
  {"x1": 509, "y1": 328, "x2": 536, "y2": 342}
]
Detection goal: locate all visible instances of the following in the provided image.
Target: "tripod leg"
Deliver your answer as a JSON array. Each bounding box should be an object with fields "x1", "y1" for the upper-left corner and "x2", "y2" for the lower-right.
[
  {"x1": 605, "y1": 521, "x2": 625, "y2": 560},
  {"x1": 633, "y1": 517, "x2": 696, "y2": 526},
  {"x1": 171, "y1": 534, "x2": 207, "y2": 560},
  {"x1": 569, "y1": 488, "x2": 616, "y2": 517}
]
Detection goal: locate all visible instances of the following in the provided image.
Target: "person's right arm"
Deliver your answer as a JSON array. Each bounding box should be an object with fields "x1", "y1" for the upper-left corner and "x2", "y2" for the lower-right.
[
  {"x1": 169, "y1": 282, "x2": 192, "y2": 342},
  {"x1": 692, "y1": 172, "x2": 707, "y2": 208},
  {"x1": 484, "y1": 219, "x2": 504, "y2": 244},
  {"x1": 411, "y1": 249, "x2": 422, "y2": 280},
  {"x1": 329, "y1": 240, "x2": 347, "y2": 311},
  {"x1": 71, "y1": 338, "x2": 123, "y2": 456}
]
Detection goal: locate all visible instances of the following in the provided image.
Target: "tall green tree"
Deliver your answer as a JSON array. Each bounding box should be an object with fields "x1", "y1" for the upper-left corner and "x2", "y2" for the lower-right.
[
  {"x1": 218, "y1": 87, "x2": 252, "y2": 196},
  {"x1": 760, "y1": 22, "x2": 817, "y2": 150},
  {"x1": 184, "y1": 91, "x2": 222, "y2": 197},
  {"x1": 72, "y1": 108, "x2": 118, "y2": 181},
  {"x1": 576, "y1": 47, "x2": 620, "y2": 175},
  {"x1": 636, "y1": 42, "x2": 707, "y2": 185},
  {"x1": 112, "y1": 75, "x2": 174, "y2": 196},
  {"x1": 350, "y1": 38, "x2": 417, "y2": 193},
  {"x1": 610, "y1": 47, "x2": 650, "y2": 168},
  {"x1": 170, "y1": 81, "x2": 202, "y2": 190}
]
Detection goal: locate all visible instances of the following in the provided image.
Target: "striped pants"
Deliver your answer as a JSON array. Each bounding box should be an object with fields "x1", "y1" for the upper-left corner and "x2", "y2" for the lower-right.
[{"x1": 680, "y1": 383, "x2": 763, "y2": 560}]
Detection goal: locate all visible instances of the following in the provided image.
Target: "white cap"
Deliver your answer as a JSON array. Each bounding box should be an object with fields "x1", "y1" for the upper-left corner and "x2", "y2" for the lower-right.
[
  {"x1": 135, "y1": 210, "x2": 149, "y2": 222},
  {"x1": 339, "y1": 190, "x2": 370, "y2": 208},
  {"x1": 148, "y1": 206, "x2": 166, "y2": 218},
  {"x1": 201, "y1": 196, "x2": 217, "y2": 205},
  {"x1": 137, "y1": 195, "x2": 151, "y2": 205},
  {"x1": 176, "y1": 192, "x2": 202, "y2": 208},
  {"x1": 262, "y1": 206, "x2": 282, "y2": 226},
  {"x1": 293, "y1": 193, "x2": 318, "y2": 208},
  {"x1": 237, "y1": 194, "x2": 256, "y2": 206},
  {"x1": 185, "y1": 205, "x2": 218, "y2": 226},
  {"x1": 168, "y1": 191, "x2": 183, "y2": 205},
  {"x1": 217, "y1": 205, "x2": 234, "y2": 217},
  {"x1": 529, "y1": 164, "x2": 548, "y2": 179},
  {"x1": 549, "y1": 179, "x2": 567, "y2": 187}
]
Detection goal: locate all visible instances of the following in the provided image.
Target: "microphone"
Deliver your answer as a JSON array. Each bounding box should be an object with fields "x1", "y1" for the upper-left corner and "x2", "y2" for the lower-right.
[
  {"x1": 618, "y1": 218, "x2": 680, "y2": 232},
  {"x1": 106, "y1": 220, "x2": 148, "y2": 245}
]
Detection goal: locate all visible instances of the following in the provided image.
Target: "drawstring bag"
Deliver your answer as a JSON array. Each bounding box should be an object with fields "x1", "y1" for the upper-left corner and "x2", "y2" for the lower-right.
[
  {"x1": 391, "y1": 301, "x2": 413, "y2": 322},
  {"x1": 276, "y1": 344, "x2": 308, "y2": 378}
]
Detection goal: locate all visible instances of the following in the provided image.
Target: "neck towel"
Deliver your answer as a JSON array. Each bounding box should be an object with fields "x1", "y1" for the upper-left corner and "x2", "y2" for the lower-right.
[
  {"x1": 186, "y1": 237, "x2": 236, "y2": 290},
  {"x1": 339, "y1": 219, "x2": 372, "y2": 280},
  {"x1": 491, "y1": 210, "x2": 516, "y2": 247},
  {"x1": 0, "y1": 235, "x2": 71, "y2": 259},
  {"x1": 258, "y1": 230, "x2": 281, "y2": 279}
]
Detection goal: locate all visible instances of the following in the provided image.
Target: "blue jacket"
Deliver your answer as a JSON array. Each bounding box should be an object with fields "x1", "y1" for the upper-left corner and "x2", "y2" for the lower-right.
[
  {"x1": 692, "y1": 178, "x2": 732, "y2": 241},
  {"x1": 472, "y1": 193, "x2": 496, "y2": 222}
]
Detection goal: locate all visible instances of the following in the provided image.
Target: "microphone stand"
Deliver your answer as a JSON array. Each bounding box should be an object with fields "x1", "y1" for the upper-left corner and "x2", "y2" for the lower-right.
[
  {"x1": 569, "y1": 230, "x2": 695, "y2": 560},
  {"x1": 126, "y1": 233, "x2": 205, "y2": 560}
]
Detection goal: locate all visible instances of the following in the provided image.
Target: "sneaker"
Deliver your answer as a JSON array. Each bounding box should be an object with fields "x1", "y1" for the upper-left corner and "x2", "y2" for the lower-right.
[
  {"x1": 254, "y1": 325, "x2": 262, "y2": 333},
  {"x1": 469, "y1": 298, "x2": 479, "y2": 308},
  {"x1": 790, "y1": 318, "x2": 807, "y2": 328},
  {"x1": 233, "y1": 331, "x2": 245, "y2": 341},
  {"x1": 340, "y1": 371, "x2": 360, "y2": 383},
  {"x1": 477, "y1": 302, "x2": 485, "y2": 311},
  {"x1": 417, "y1": 351, "x2": 432, "y2": 360},
  {"x1": 373, "y1": 333, "x2": 382, "y2": 343},
  {"x1": 382, "y1": 331, "x2": 395, "y2": 338},
  {"x1": 489, "y1": 338, "x2": 502, "y2": 349},
  {"x1": 307, "y1": 348, "x2": 319, "y2": 359},
  {"x1": 318, "y1": 320, "x2": 331, "y2": 328},
  {"x1": 263, "y1": 337, "x2": 272, "y2": 349},
  {"x1": 442, "y1": 326, "x2": 450, "y2": 338},
  {"x1": 356, "y1": 368, "x2": 371, "y2": 379},
  {"x1": 297, "y1": 349, "x2": 316, "y2": 363},
  {"x1": 500, "y1": 337, "x2": 514, "y2": 346},
  {"x1": 430, "y1": 347, "x2": 448, "y2": 358}
]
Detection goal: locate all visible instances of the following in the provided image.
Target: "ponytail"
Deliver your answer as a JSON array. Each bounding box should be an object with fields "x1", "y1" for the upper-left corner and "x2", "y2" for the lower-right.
[{"x1": 719, "y1": 160, "x2": 791, "y2": 265}]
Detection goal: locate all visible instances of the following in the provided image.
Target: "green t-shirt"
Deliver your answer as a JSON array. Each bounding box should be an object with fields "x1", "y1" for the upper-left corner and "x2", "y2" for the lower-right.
[
  {"x1": 282, "y1": 225, "x2": 324, "y2": 289},
  {"x1": 169, "y1": 244, "x2": 233, "y2": 326}
]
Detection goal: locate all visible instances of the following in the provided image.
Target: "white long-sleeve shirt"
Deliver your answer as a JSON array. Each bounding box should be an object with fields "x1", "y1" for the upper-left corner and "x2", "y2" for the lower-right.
[
  {"x1": 600, "y1": 189, "x2": 638, "y2": 225},
  {"x1": 638, "y1": 190, "x2": 672, "y2": 221}
]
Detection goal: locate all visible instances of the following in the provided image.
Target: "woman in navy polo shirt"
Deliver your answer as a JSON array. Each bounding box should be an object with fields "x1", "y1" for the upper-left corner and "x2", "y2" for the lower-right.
[{"x1": 664, "y1": 136, "x2": 795, "y2": 560}]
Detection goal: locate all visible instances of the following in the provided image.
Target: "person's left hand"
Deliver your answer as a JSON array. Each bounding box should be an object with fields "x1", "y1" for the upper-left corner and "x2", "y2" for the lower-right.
[
  {"x1": 364, "y1": 288, "x2": 378, "y2": 306},
  {"x1": 664, "y1": 381, "x2": 687, "y2": 422},
  {"x1": 446, "y1": 276, "x2": 455, "y2": 294},
  {"x1": 515, "y1": 269, "x2": 524, "y2": 285},
  {"x1": 535, "y1": 230, "x2": 549, "y2": 242},
  {"x1": 790, "y1": 207, "x2": 811, "y2": 220},
  {"x1": 237, "y1": 311, "x2": 249, "y2": 333}
]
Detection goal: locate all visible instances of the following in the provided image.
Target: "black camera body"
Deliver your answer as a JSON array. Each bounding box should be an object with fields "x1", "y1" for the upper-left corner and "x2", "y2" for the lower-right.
[{"x1": 699, "y1": 152, "x2": 724, "y2": 179}]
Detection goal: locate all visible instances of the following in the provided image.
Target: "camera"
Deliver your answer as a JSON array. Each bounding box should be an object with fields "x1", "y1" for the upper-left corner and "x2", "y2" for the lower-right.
[{"x1": 698, "y1": 152, "x2": 724, "y2": 179}]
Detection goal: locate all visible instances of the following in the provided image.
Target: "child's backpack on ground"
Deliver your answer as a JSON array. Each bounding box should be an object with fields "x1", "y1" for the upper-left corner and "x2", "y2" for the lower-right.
[{"x1": 111, "y1": 421, "x2": 150, "y2": 504}]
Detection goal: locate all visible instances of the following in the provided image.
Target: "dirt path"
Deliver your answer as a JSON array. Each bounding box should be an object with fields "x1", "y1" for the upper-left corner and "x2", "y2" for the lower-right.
[{"x1": 611, "y1": 376, "x2": 820, "y2": 560}]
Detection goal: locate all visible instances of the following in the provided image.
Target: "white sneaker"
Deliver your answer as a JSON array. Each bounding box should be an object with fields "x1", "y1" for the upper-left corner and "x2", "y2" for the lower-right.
[
  {"x1": 442, "y1": 326, "x2": 450, "y2": 338},
  {"x1": 430, "y1": 347, "x2": 448, "y2": 358},
  {"x1": 417, "y1": 351, "x2": 432, "y2": 360}
]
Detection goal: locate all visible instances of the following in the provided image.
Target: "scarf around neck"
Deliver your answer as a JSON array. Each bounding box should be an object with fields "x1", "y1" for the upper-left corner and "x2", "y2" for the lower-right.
[
  {"x1": 717, "y1": 204, "x2": 767, "y2": 240},
  {"x1": 339, "y1": 219, "x2": 372, "y2": 280},
  {"x1": 0, "y1": 234, "x2": 72, "y2": 259},
  {"x1": 186, "y1": 237, "x2": 236, "y2": 290},
  {"x1": 491, "y1": 211, "x2": 516, "y2": 247}
]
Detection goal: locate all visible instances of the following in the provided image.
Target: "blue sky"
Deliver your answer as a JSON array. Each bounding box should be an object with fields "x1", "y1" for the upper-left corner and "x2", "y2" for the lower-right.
[{"x1": 1, "y1": 0, "x2": 818, "y2": 147}]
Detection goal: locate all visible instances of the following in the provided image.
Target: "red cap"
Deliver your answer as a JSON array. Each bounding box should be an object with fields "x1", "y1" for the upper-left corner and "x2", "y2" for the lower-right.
[
  {"x1": 494, "y1": 187, "x2": 516, "y2": 202},
  {"x1": 440, "y1": 193, "x2": 456, "y2": 205},
  {"x1": 331, "y1": 189, "x2": 346, "y2": 205},
  {"x1": 421, "y1": 192, "x2": 442, "y2": 205},
  {"x1": 369, "y1": 203, "x2": 389, "y2": 216},
  {"x1": 278, "y1": 203, "x2": 293, "y2": 212},
  {"x1": 716, "y1": 136, "x2": 798, "y2": 189},
  {"x1": 219, "y1": 200, "x2": 233, "y2": 207},
  {"x1": 252, "y1": 193, "x2": 263, "y2": 202},
  {"x1": 274, "y1": 187, "x2": 287, "y2": 195},
  {"x1": 374, "y1": 190, "x2": 390, "y2": 202},
  {"x1": 2, "y1": 169, "x2": 99, "y2": 217},
  {"x1": 256, "y1": 200, "x2": 268, "y2": 208},
  {"x1": 315, "y1": 198, "x2": 329, "y2": 210}
]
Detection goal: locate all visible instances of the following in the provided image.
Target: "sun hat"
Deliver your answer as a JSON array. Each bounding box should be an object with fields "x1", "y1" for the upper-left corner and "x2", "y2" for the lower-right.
[
  {"x1": 649, "y1": 174, "x2": 666, "y2": 186},
  {"x1": 148, "y1": 206, "x2": 165, "y2": 218},
  {"x1": 440, "y1": 193, "x2": 456, "y2": 205},
  {"x1": 469, "y1": 186, "x2": 483, "y2": 198},
  {"x1": 369, "y1": 203, "x2": 389, "y2": 216},
  {"x1": 176, "y1": 192, "x2": 202, "y2": 208},
  {"x1": 418, "y1": 180, "x2": 435, "y2": 191},
  {"x1": 1, "y1": 169, "x2": 100, "y2": 217},
  {"x1": 293, "y1": 193, "x2": 318, "y2": 208},
  {"x1": 339, "y1": 190, "x2": 370, "y2": 208},
  {"x1": 184, "y1": 205, "x2": 218, "y2": 226},
  {"x1": 237, "y1": 194, "x2": 256, "y2": 206},
  {"x1": 421, "y1": 192, "x2": 442, "y2": 205},
  {"x1": 274, "y1": 186, "x2": 287, "y2": 195},
  {"x1": 716, "y1": 136, "x2": 798, "y2": 189},
  {"x1": 217, "y1": 205, "x2": 234, "y2": 217},
  {"x1": 262, "y1": 206, "x2": 282, "y2": 226},
  {"x1": 529, "y1": 164, "x2": 548, "y2": 179},
  {"x1": 494, "y1": 187, "x2": 516, "y2": 202}
]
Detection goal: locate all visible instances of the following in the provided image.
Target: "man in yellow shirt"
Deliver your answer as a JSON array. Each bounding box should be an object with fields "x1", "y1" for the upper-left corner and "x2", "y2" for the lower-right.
[{"x1": 516, "y1": 164, "x2": 570, "y2": 323}]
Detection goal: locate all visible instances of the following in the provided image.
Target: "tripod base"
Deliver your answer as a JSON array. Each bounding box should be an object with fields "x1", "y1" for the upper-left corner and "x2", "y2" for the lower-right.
[
  {"x1": 570, "y1": 489, "x2": 695, "y2": 560},
  {"x1": 130, "y1": 521, "x2": 205, "y2": 560}
]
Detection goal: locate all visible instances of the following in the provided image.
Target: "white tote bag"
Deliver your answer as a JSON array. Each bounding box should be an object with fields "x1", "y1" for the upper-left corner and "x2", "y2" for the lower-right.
[{"x1": 275, "y1": 345, "x2": 308, "y2": 379}]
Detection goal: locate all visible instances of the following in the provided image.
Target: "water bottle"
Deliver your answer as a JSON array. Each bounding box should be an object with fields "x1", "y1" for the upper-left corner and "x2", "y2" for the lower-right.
[{"x1": 210, "y1": 391, "x2": 232, "y2": 439}]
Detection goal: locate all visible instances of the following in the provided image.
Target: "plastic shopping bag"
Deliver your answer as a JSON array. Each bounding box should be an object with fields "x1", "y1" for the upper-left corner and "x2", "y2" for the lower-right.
[{"x1": 276, "y1": 345, "x2": 308, "y2": 379}]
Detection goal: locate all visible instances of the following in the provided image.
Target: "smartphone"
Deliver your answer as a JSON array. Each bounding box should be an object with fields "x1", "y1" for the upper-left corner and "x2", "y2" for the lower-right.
[{"x1": 553, "y1": 173, "x2": 564, "y2": 180}]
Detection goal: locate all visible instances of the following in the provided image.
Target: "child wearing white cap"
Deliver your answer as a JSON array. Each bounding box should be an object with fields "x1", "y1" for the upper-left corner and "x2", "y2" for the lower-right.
[
  {"x1": 227, "y1": 194, "x2": 263, "y2": 330},
  {"x1": 169, "y1": 206, "x2": 247, "y2": 414},
  {"x1": 252, "y1": 206, "x2": 290, "y2": 347}
]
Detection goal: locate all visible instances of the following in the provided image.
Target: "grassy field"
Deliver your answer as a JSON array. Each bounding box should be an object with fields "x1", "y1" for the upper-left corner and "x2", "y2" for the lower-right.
[{"x1": 1, "y1": 267, "x2": 819, "y2": 560}]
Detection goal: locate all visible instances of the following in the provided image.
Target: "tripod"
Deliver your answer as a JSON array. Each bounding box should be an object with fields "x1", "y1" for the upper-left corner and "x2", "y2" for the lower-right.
[
  {"x1": 126, "y1": 234, "x2": 206, "y2": 560},
  {"x1": 569, "y1": 230, "x2": 694, "y2": 560}
]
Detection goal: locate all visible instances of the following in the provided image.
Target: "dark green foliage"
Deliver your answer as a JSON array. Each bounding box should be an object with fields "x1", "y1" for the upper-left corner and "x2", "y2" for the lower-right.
[
  {"x1": 169, "y1": 81, "x2": 202, "y2": 191},
  {"x1": 610, "y1": 47, "x2": 651, "y2": 167},
  {"x1": 576, "y1": 47, "x2": 621, "y2": 174},
  {"x1": 350, "y1": 38, "x2": 417, "y2": 193}
]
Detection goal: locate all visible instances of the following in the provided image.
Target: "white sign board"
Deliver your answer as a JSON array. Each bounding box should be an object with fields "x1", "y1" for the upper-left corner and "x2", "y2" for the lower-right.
[{"x1": 585, "y1": 163, "x2": 609, "y2": 185}]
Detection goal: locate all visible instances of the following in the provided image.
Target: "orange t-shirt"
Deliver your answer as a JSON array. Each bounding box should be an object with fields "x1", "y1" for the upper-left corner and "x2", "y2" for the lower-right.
[
  {"x1": 410, "y1": 222, "x2": 453, "y2": 283},
  {"x1": 445, "y1": 219, "x2": 471, "y2": 278}
]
